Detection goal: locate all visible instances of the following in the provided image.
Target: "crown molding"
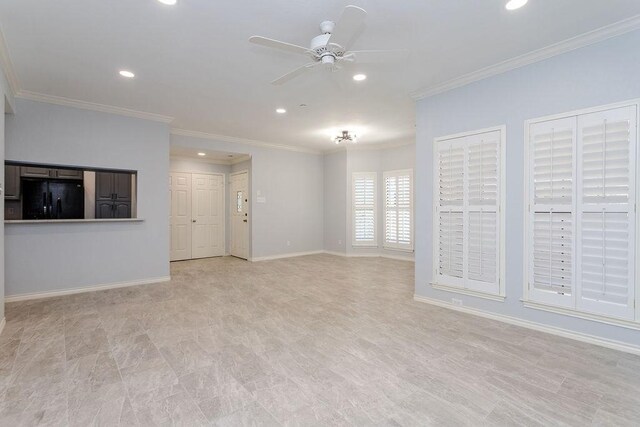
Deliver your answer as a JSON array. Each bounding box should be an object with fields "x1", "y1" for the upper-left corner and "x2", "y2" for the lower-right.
[
  {"x1": 15, "y1": 90, "x2": 174, "y2": 123},
  {"x1": 410, "y1": 14, "x2": 640, "y2": 100},
  {"x1": 0, "y1": 27, "x2": 19, "y2": 98},
  {"x1": 170, "y1": 128, "x2": 322, "y2": 155}
]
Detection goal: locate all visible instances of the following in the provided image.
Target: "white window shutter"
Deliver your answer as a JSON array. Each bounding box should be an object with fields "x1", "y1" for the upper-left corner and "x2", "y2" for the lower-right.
[
  {"x1": 528, "y1": 118, "x2": 576, "y2": 308},
  {"x1": 438, "y1": 210, "x2": 464, "y2": 279},
  {"x1": 576, "y1": 106, "x2": 636, "y2": 320},
  {"x1": 352, "y1": 172, "x2": 377, "y2": 246},
  {"x1": 384, "y1": 170, "x2": 413, "y2": 250},
  {"x1": 437, "y1": 143, "x2": 465, "y2": 286},
  {"x1": 466, "y1": 133, "x2": 500, "y2": 294},
  {"x1": 434, "y1": 128, "x2": 504, "y2": 296}
]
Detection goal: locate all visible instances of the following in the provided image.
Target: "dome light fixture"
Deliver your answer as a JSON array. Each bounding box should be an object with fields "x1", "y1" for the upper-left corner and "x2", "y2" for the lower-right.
[
  {"x1": 276, "y1": 108, "x2": 287, "y2": 114},
  {"x1": 505, "y1": 0, "x2": 528, "y2": 11},
  {"x1": 157, "y1": 0, "x2": 177, "y2": 5},
  {"x1": 119, "y1": 70, "x2": 135, "y2": 78},
  {"x1": 334, "y1": 130, "x2": 357, "y2": 145},
  {"x1": 353, "y1": 74, "x2": 367, "y2": 81}
]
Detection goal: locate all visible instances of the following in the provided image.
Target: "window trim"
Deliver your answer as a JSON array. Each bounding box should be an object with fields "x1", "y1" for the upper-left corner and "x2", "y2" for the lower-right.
[
  {"x1": 523, "y1": 99, "x2": 640, "y2": 326},
  {"x1": 383, "y1": 169, "x2": 414, "y2": 252},
  {"x1": 432, "y1": 125, "x2": 507, "y2": 299},
  {"x1": 352, "y1": 171, "x2": 378, "y2": 248}
]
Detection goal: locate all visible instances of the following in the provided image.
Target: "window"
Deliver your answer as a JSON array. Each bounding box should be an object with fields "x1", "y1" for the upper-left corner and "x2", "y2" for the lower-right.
[
  {"x1": 433, "y1": 127, "x2": 505, "y2": 298},
  {"x1": 352, "y1": 172, "x2": 377, "y2": 246},
  {"x1": 384, "y1": 169, "x2": 413, "y2": 251},
  {"x1": 525, "y1": 102, "x2": 638, "y2": 324}
]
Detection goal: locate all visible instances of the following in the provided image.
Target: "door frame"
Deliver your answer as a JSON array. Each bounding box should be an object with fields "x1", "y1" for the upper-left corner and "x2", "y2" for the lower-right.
[
  {"x1": 229, "y1": 169, "x2": 250, "y2": 260},
  {"x1": 169, "y1": 171, "x2": 226, "y2": 261}
]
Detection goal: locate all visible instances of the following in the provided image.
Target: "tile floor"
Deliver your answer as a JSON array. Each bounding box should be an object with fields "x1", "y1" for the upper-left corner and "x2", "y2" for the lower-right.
[{"x1": 0, "y1": 254, "x2": 639, "y2": 426}]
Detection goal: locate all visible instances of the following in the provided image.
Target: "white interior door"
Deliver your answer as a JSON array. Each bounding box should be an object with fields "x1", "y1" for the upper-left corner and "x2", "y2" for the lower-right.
[
  {"x1": 170, "y1": 172, "x2": 192, "y2": 261},
  {"x1": 230, "y1": 171, "x2": 249, "y2": 259},
  {"x1": 192, "y1": 173, "x2": 225, "y2": 259}
]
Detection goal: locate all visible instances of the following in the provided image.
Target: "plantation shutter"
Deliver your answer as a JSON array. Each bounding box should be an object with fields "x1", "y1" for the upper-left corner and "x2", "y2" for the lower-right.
[
  {"x1": 352, "y1": 172, "x2": 377, "y2": 246},
  {"x1": 577, "y1": 106, "x2": 636, "y2": 320},
  {"x1": 437, "y1": 143, "x2": 465, "y2": 285},
  {"x1": 528, "y1": 117, "x2": 576, "y2": 308},
  {"x1": 384, "y1": 170, "x2": 413, "y2": 250},
  {"x1": 435, "y1": 129, "x2": 503, "y2": 295},
  {"x1": 466, "y1": 132, "x2": 500, "y2": 294}
]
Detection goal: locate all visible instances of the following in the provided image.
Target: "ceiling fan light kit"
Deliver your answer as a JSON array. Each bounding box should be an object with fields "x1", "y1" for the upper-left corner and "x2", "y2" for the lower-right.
[
  {"x1": 335, "y1": 130, "x2": 357, "y2": 145},
  {"x1": 249, "y1": 5, "x2": 407, "y2": 85}
]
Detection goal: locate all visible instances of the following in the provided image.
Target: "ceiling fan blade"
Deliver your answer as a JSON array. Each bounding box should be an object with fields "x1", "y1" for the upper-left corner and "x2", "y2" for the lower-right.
[
  {"x1": 271, "y1": 62, "x2": 319, "y2": 85},
  {"x1": 342, "y1": 49, "x2": 409, "y2": 63},
  {"x1": 249, "y1": 36, "x2": 312, "y2": 56},
  {"x1": 327, "y1": 5, "x2": 367, "y2": 51}
]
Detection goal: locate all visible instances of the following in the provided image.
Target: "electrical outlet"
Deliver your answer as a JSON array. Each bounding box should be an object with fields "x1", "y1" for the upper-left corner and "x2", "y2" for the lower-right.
[{"x1": 451, "y1": 298, "x2": 463, "y2": 306}]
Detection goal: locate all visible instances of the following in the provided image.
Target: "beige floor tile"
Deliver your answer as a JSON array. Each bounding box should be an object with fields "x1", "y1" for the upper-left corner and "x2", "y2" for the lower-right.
[{"x1": 0, "y1": 254, "x2": 637, "y2": 426}]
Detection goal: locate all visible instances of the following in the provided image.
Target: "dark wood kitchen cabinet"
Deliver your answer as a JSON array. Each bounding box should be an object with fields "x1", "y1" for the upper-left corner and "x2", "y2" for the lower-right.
[
  {"x1": 21, "y1": 166, "x2": 51, "y2": 178},
  {"x1": 21, "y1": 166, "x2": 83, "y2": 180},
  {"x1": 4, "y1": 165, "x2": 21, "y2": 200},
  {"x1": 53, "y1": 169, "x2": 83, "y2": 180},
  {"x1": 95, "y1": 172, "x2": 133, "y2": 218}
]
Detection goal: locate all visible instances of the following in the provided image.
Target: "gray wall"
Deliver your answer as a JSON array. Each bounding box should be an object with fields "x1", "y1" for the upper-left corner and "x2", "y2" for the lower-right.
[
  {"x1": 415, "y1": 29, "x2": 640, "y2": 346},
  {"x1": 323, "y1": 150, "x2": 347, "y2": 254},
  {"x1": 326, "y1": 144, "x2": 415, "y2": 260},
  {"x1": 5, "y1": 99, "x2": 170, "y2": 297},
  {"x1": 0, "y1": 67, "x2": 8, "y2": 321},
  {"x1": 170, "y1": 157, "x2": 232, "y2": 254},
  {"x1": 171, "y1": 134, "x2": 323, "y2": 259}
]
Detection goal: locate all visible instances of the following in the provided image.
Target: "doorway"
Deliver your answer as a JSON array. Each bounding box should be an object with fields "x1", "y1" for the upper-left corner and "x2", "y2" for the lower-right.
[
  {"x1": 169, "y1": 172, "x2": 225, "y2": 261},
  {"x1": 229, "y1": 170, "x2": 249, "y2": 259}
]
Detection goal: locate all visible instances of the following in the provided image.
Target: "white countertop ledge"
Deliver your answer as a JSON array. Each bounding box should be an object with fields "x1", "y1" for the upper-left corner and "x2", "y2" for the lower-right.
[{"x1": 5, "y1": 218, "x2": 144, "y2": 224}]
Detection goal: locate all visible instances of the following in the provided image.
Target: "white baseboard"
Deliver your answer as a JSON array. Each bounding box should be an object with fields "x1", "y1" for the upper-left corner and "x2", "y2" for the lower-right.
[
  {"x1": 0, "y1": 318, "x2": 5, "y2": 336},
  {"x1": 5, "y1": 276, "x2": 171, "y2": 303},
  {"x1": 322, "y1": 250, "x2": 414, "y2": 262},
  {"x1": 413, "y1": 295, "x2": 640, "y2": 356},
  {"x1": 323, "y1": 250, "x2": 347, "y2": 257},
  {"x1": 251, "y1": 250, "x2": 325, "y2": 262}
]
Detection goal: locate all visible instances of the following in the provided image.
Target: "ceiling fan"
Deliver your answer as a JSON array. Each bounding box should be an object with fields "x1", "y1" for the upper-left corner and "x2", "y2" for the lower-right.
[{"x1": 249, "y1": 5, "x2": 407, "y2": 85}]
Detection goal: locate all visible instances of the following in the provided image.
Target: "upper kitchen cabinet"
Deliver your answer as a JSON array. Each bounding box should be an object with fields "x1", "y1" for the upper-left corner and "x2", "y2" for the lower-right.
[
  {"x1": 4, "y1": 164, "x2": 21, "y2": 200},
  {"x1": 21, "y1": 166, "x2": 83, "y2": 180}
]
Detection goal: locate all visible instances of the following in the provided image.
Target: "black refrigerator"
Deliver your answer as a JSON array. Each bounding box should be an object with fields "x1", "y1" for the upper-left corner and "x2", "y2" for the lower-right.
[{"x1": 22, "y1": 179, "x2": 84, "y2": 220}]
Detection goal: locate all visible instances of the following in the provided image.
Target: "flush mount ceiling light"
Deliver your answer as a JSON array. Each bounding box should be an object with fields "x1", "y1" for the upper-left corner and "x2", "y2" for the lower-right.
[
  {"x1": 505, "y1": 0, "x2": 528, "y2": 10},
  {"x1": 118, "y1": 70, "x2": 135, "y2": 78},
  {"x1": 276, "y1": 108, "x2": 287, "y2": 114},
  {"x1": 334, "y1": 130, "x2": 357, "y2": 145},
  {"x1": 353, "y1": 74, "x2": 367, "y2": 81},
  {"x1": 157, "y1": 0, "x2": 177, "y2": 5},
  {"x1": 197, "y1": 152, "x2": 206, "y2": 156}
]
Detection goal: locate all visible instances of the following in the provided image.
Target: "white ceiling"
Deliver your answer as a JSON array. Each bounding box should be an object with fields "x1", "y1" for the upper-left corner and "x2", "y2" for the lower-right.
[
  {"x1": 1, "y1": 0, "x2": 640, "y2": 150},
  {"x1": 170, "y1": 146, "x2": 250, "y2": 164}
]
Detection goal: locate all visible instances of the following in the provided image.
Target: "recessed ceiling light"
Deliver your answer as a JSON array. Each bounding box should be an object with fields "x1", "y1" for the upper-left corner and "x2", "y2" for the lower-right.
[
  {"x1": 197, "y1": 152, "x2": 206, "y2": 156},
  {"x1": 353, "y1": 74, "x2": 367, "y2": 81},
  {"x1": 119, "y1": 70, "x2": 135, "y2": 78},
  {"x1": 505, "y1": 0, "x2": 528, "y2": 10},
  {"x1": 276, "y1": 108, "x2": 287, "y2": 114},
  {"x1": 157, "y1": 0, "x2": 177, "y2": 5}
]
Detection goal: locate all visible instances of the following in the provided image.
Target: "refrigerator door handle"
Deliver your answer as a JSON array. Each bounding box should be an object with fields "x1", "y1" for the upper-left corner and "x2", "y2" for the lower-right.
[
  {"x1": 43, "y1": 192, "x2": 47, "y2": 216},
  {"x1": 57, "y1": 198, "x2": 62, "y2": 217}
]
